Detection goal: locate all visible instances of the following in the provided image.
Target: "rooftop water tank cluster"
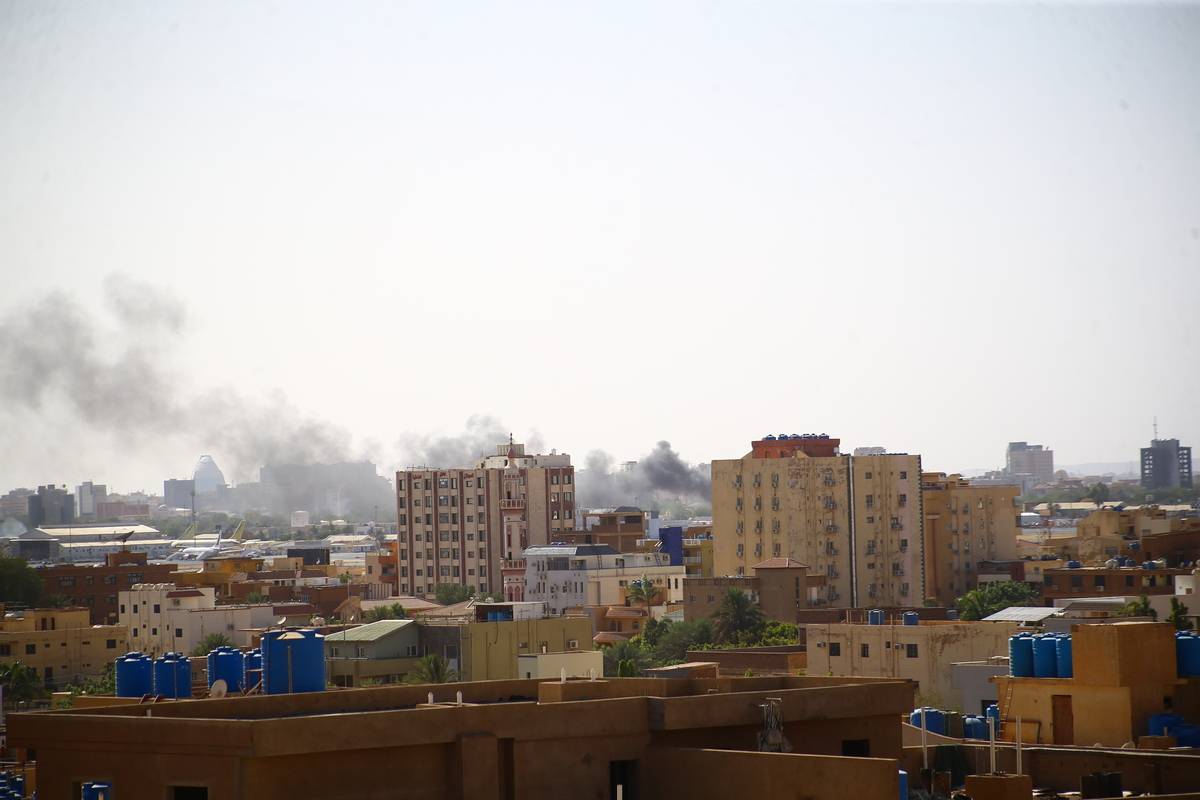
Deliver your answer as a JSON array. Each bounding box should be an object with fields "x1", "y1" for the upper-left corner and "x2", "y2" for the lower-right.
[
  {"x1": 114, "y1": 651, "x2": 153, "y2": 698},
  {"x1": 909, "y1": 708, "x2": 992, "y2": 740},
  {"x1": 153, "y1": 652, "x2": 192, "y2": 698},
  {"x1": 1147, "y1": 713, "x2": 1200, "y2": 747},
  {"x1": 1009, "y1": 633, "x2": 1073, "y2": 678},
  {"x1": 207, "y1": 646, "x2": 246, "y2": 693},
  {"x1": 0, "y1": 770, "x2": 26, "y2": 798},
  {"x1": 762, "y1": 433, "x2": 829, "y2": 440},
  {"x1": 261, "y1": 628, "x2": 326, "y2": 694},
  {"x1": 1177, "y1": 631, "x2": 1200, "y2": 678}
]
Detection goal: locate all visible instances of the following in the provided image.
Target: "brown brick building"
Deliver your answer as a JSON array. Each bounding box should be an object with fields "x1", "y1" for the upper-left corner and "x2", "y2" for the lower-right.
[{"x1": 37, "y1": 551, "x2": 175, "y2": 624}]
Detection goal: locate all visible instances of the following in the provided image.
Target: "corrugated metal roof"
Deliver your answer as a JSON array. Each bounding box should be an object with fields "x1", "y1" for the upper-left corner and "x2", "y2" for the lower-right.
[
  {"x1": 324, "y1": 619, "x2": 415, "y2": 642},
  {"x1": 981, "y1": 606, "x2": 1060, "y2": 622}
]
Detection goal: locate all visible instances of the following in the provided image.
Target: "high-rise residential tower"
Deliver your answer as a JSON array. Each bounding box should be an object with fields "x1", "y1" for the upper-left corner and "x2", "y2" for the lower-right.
[
  {"x1": 1004, "y1": 442, "x2": 1054, "y2": 485},
  {"x1": 394, "y1": 440, "x2": 574, "y2": 599},
  {"x1": 1141, "y1": 438, "x2": 1193, "y2": 490},
  {"x1": 712, "y1": 434, "x2": 922, "y2": 607}
]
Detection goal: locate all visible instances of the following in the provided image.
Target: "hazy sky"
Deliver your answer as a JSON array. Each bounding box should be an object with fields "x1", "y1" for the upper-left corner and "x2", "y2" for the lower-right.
[{"x1": 1, "y1": 1, "x2": 1198, "y2": 493}]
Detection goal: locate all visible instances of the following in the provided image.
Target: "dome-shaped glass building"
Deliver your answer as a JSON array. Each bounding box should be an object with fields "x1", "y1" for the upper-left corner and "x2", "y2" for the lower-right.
[{"x1": 193, "y1": 455, "x2": 227, "y2": 494}]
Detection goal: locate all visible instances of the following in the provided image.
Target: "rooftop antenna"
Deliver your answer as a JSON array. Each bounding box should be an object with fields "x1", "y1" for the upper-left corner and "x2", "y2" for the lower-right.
[{"x1": 1153, "y1": 416, "x2": 1159, "y2": 440}]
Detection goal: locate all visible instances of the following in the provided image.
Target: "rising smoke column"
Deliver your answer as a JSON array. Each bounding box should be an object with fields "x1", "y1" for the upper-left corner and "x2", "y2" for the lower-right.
[{"x1": 575, "y1": 441, "x2": 711, "y2": 510}]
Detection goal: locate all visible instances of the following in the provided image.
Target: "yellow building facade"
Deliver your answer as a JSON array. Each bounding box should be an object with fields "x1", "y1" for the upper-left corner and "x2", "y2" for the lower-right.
[
  {"x1": 0, "y1": 607, "x2": 128, "y2": 689},
  {"x1": 921, "y1": 473, "x2": 1020, "y2": 605},
  {"x1": 712, "y1": 435, "x2": 921, "y2": 606}
]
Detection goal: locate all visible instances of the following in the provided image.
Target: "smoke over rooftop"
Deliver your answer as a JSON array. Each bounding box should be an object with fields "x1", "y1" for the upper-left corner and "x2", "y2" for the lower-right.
[{"x1": 576, "y1": 441, "x2": 711, "y2": 512}]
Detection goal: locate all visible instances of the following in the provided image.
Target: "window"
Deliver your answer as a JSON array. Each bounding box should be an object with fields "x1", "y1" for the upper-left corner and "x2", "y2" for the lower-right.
[
  {"x1": 1093, "y1": 576, "x2": 1106, "y2": 589},
  {"x1": 153, "y1": 604, "x2": 161, "y2": 613},
  {"x1": 899, "y1": 471, "x2": 907, "y2": 479},
  {"x1": 26, "y1": 644, "x2": 36, "y2": 655},
  {"x1": 905, "y1": 643, "x2": 919, "y2": 658},
  {"x1": 861, "y1": 643, "x2": 870, "y2": 658},
  {"x1": 865, "y1": 495, "x2": 874, "y2": 508},
  {"x1": 104, "y1": 574, "x2": 117, "y2": 585},
  {"x1": 0, "y1": 645, "x2": 9, "y2": 656},
  {"x1": 829, "y1": 642, "x2": 841, "y2": 657},
  {"x1": 175, "y1": 628, "x2": 184, "y2": 638},
  {"x1": 1070, "y1": 575, "x2": 1083, "y2": 588},
  {"x1": 568, "y1": 639, "x2": 579, "y2": 649},
  {"x1": 864, "y1": 471, "x2": 873, "y2": 479}
]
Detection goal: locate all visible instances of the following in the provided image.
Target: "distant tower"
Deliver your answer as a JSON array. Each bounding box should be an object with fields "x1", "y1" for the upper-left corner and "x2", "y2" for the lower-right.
[{"x1": 193, "y1": 455, "x2": 227, "y2": 494}]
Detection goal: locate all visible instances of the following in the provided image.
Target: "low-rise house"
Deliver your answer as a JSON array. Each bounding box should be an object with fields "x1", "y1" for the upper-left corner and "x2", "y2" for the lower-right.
[
  {"x1": 805, "y1": 619, "x2": 1018, "y2": 709},
  {"x1": 522, "y1": 543, "x2": 684, "y2": 616},
  {"x1": 325, "y1": 619, "x2": 421, "y2": 687}
]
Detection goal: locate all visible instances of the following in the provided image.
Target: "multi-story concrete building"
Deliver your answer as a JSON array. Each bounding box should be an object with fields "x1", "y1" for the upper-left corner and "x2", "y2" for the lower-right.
[
  {"x1": 1040, "y1": 565, "x2": 1189, "y2": 602},
  {"x1": 163, "y1": 478, "x2": 195, "y2": 510},
  {"x1": 683, "y1": 558, "x2": 826, "y2": 623},
  {"x1": 27, "y1": 485, "x2": 75, "y2": 527},
  {"x1": 394, "y1": 440, "x2": 575, "y2": 599},
  {"x1": 1005, "y1": 441, "x2": 1055, "y2": 484},
  {"x1": 920, "y1": 473, "x2": 1020, "y2": 605},
  {"x1": 118, "y1": 584, "x2": 290, "y2": 656},
  {"x1": 712, "y1": 434, "x2": 921, "y2": 607},
  {"x1": 521, "y1": 543, "x2": 684, "y2": 615},
  {"x1": 0, "y1": 606, "x2": 127, "y2": 689},
  {"x1": 1141, "y1": 437, "x2": 1193, "y2": 490},
  {"x1": 74, "y1": 482, "x2": 107, "y2": 519},
  {"x1": 805, "y1": 619, "x2": 1018, "y2": 709},
  {"x1": 36, "y1": 550, "x2": 175, "y2": 624},
  {"x1": 0, "y1": 487, "x2": 34, "y2": 519}
]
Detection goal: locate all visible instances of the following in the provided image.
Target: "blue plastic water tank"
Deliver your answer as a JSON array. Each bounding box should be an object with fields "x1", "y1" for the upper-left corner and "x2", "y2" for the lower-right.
[
  {"x1": 1174, "y1": 723, "x2": 1200, "y2": 747},
  {"x1": 263, "y1": 629, "x2": 326, "y2": 694},
  {"x1": 1033, "y1": 635, "x2": 1058, "y2": 678},
  {"x1": 244, "y1": 649, "x2": 263, "y2": 689},
  {"x1": 115, "y1": 652, "x2": 153, "y2": 697},
  {"x1": 153, "y1": 653, "x2": 191, "y2": 698},
  {"x1": 1055, "y1": 635, "x2": 1073, "y2": 678},
  {"x1": 1009, "y1": 634, "x2": 1034, "y2": 677},
  {"x1": 1177, "y1": 632, "x2": 1200, "y2": 677},
  {"x1": 1066, "y1": 560, "x2": 1082, "y2": 569},
  {"x1": 82, "y1": 782, "x2": 112, "y2": 800},
  {"x1": 903, "y1": 611, "x2": 919, "y2": 626},
  {"x1": 909, "y1": 707, "x2": 946, "y2": 735},
  {"x1": 963, "y1": 716, "x2": 989, "y2": 740},
  {"x1": 209, "y1": 647, "x2": 245, "y2": 692},
  {"x1": 868, "y1": 609, "x2": 885, "y2": 626},
  {"x1": 898, "y1": 769, "x2": 908, "y2": 800},
  {"x1": 1147, "y1": 712, "x2": 1183, "y2": 737},
  {"x1": 946, "y1": 609, "x2": 959, "y2": 620},
  {"x1": 986, "y1": 703, "x2": 1001, "y2": 733}
]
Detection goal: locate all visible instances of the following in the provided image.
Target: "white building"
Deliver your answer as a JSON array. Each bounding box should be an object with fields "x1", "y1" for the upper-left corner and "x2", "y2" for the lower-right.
[
  {"x1": 522, "y1": 544, "x2": 686, "y2": 616},
  {"x1": 118, "y1": 583, "x2": 283, "y2": 656},
  {"x1": 75, "y1": 482, "x2": 107, "y2": 518}
]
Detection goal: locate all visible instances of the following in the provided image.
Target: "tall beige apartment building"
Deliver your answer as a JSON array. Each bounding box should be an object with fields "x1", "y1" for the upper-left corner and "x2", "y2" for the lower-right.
[
  {"x1": 921, "y1": 472, "x2": 1019, "y2": 605},
  {"x1": 395, "y1": 440, "x2": 574, "y2": 599},
  {"x1": 712, "y1": 435, "x2": 922, "y2": 607}
]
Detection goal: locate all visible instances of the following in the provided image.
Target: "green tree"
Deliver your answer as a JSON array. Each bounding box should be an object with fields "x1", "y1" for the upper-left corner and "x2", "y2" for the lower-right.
[
  {"x1": 1167, "y1": 597, "x2": 1193, "y2": 630},
  {"x1": 1117, "y1": 594, "x2": 1157, "y2": 620},
  {"x1": 434, "y1": 583, "x2": 473, "y2": 605},
  {"x1": 955, "y1": 581, "x2": 1038, "y2": 621},
  {"x1": 625, "y1": 574, "x2": 661, "y2": 612},
  {"x1": 652, "y1": 619, "x2": 714, "y2": 664},
  {"x1": 363, "y1": 602, "x2": 408, "y2": 622},
  {"x1": 602, "y1": 638, "x2": 651, "y2": 677},
  {"x1": 641, "y1": 617, "x2": 668, "y2": 648},
  {"x1": 403, "y1": 654, "x2": 458, "y2": 684},
  {"x1": 0, "y1": 557, "x2": 43, "y2": 605},
  {"x1": 191, "y1": 632, "x2": 234, "y2": 656},
  {"x1": 65, "y1": 663, "x2": 115, "y2": 696},
  {"x1": 616, "y1": 659, "x2": 639, "y2": 677},
  {"x1": 0, "y1": 661, "x2": 43, "y2": 705},
  {"x1": 712, "y1": 588, "x2": 765, "y2": 643},
  {"x1": 245, "y1": 591, "x2": 268, "y2": 604},
  {"x1": 1089, "y1": 483, "x2": 1110, "y2": 503}
]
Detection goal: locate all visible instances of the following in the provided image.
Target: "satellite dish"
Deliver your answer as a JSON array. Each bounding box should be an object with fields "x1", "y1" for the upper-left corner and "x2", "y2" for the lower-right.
[{"x1": 209, "y1": 679, "x2": 228, "y2": 698}]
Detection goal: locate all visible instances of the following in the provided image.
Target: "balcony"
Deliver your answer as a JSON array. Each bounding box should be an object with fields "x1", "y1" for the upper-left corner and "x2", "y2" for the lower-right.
[
  {"x1": 499, "y1": 499, "x2": 525, "y2": 510},
  {"x1": 682, "y1": 556, "x2": 702, "y2": 565}
]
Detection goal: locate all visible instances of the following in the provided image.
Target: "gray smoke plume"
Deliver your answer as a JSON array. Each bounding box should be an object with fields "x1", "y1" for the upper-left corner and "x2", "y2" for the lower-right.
[
  {"x1": 575, "y1": 441, "x2": 711, "y2": 512},
  {"x1": 396, "y1": 416, "x2": 547, "y2": 469},
  {"x1": 0, "y1": 277, "x2": 379, "y2": 514}
]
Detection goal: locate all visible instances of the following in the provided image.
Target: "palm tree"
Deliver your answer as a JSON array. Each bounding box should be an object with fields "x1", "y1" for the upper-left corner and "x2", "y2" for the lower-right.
[
  {"x1": 404, "y1": 654, "x2": 458, "y2": 684},
  {"x1": 712, "y1": 587, "x2": 765, "y2": 644},
  {"x1": 626, "y1": 574, "x2": 661, "y2": 613}
]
